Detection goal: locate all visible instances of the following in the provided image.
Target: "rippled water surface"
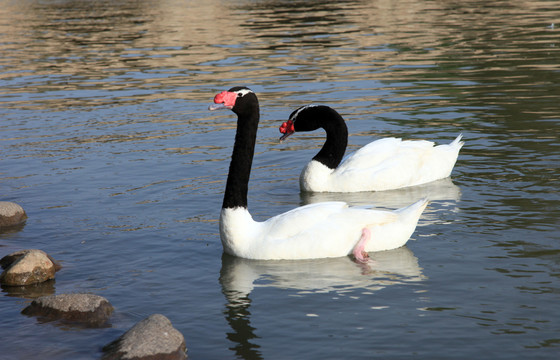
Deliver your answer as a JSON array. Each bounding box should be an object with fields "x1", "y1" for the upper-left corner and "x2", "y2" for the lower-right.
[{"x1": 1, "y1": 0, "x2": 559, "y2": 359}]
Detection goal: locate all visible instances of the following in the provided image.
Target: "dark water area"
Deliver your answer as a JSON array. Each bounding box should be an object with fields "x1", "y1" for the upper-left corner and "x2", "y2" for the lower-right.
[{"x1": 1, "y1": 0, "x2": 559, "y2": 359}]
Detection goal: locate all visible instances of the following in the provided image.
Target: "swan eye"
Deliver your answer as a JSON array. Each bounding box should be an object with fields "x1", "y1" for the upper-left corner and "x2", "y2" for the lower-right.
[{"x1": 235, "y1": 89, "x2": 253, "y2": 98}]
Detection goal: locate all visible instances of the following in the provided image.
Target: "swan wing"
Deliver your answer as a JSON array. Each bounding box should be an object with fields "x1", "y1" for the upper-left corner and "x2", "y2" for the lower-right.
[
  {"x1": 327, "y1": 137, "x2": 460, "y2": 191},
  {"x1": 337, "y1": 137, "x2": 434, "y2": 172},
  {"x1": 262, "y1": 201, "x2": 395, "y2": 239},
  {"x1": 253, "y1": 203, "x2": 399, "y2": 259}
]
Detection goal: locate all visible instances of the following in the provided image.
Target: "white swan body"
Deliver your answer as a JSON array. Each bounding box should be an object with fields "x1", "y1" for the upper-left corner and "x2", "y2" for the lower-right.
[
  {"x1": 220, "y1": 199, "x2": 428, "y2": 260},
  {"x1": 279, "y1": 105, "x2": 464, "y2": 193},
  {"x1": 211, "y1": 87, "x2": 428, "y2": 261},
  {"x1": 300, "y1": 135, "x2": 464, "y2": 192}
]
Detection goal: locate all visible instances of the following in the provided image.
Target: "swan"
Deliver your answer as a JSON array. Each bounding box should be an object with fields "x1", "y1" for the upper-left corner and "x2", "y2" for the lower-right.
[
  {"x1": 279, "y1": 105, "x2": 464, "y2": 192},
  {"x1": 209, "y1": 87, "x2": 428, "y2": 261}
]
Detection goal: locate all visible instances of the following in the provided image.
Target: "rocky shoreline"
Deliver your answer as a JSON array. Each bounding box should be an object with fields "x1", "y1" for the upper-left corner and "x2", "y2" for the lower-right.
[{"x1": 1, "y1": 201, "x2": 188, "y2": 359}]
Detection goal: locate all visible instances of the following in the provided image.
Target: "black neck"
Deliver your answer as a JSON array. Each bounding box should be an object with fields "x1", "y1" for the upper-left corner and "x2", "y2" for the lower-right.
[
  {"x1": 298, "y1": 107, "x2": 348, "y2": 169},
  {"x1": 222, "y1": 100, "x2": 259, "y2": 209}
]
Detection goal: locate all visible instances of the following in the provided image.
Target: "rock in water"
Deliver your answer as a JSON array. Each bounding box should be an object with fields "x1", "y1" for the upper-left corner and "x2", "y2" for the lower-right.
[
  {"x1": 102, "y1": 314, "x2": 187, "y2": 360},
  {"x1": 0, "y1": 202, "x2": 27, "y2": 228},
  {"x1": 0, "y1": 249, "x2": 58, "y2": 286},
  {"x1": 21, "y1": 293, "x2": 114, "y2": 327}
]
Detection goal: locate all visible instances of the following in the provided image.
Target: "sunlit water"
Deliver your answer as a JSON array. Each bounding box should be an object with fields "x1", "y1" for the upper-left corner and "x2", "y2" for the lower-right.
[{"x1": 1, "y1": 0, "x2": 559, "y2": 359}]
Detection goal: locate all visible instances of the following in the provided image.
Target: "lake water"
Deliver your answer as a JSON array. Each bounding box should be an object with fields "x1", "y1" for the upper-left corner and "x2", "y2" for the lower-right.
[{"x1": 1, "y1": 0, "x2": 559, "y2": 359}]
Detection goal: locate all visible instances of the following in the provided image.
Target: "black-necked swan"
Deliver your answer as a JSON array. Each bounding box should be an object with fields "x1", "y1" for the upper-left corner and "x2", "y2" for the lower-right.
[
  {"x1": 279, "y1": 105, "x2": 464, "y2": 193},
  {"x1": 209, "y1": 87, "x2": 428, "y2": 261}
]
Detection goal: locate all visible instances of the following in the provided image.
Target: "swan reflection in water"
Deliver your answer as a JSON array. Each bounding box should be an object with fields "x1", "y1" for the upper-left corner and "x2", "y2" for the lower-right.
[
  {"x1": 300, "y1": 177, "x2": 462, "y2": 226},
  {"x1": 300, "y1": 177, "x2": 461, "y2": 207},
  {"x1": 219, "y1": 247, "x2": 425, "y2": 359}
]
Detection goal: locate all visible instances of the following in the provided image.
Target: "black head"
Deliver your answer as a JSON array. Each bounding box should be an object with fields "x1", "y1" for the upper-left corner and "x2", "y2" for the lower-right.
[
  {"x1": 209, "y1": 86, "x2": 259, "y2": 117},
  {"x1": 279, "y1": 105, "x2": 345, "y2": 141}
]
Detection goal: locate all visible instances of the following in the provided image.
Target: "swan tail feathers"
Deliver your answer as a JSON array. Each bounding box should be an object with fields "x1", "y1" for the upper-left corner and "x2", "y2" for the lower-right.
[
  {"x1": 451, "y1": 133, "x2": 464, "y2": 149},
  {"x1": 398, "y1": 197, "x2": 429, "y2": 217}
]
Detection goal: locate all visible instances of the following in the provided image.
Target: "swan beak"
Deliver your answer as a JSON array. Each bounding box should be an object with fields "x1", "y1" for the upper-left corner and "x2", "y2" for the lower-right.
[
  {"x1": 208, "y1": 103, "x2": 229, "y2": 111},
  {"x1": 279, "y1": 132, "x2": 293, "y2": 142},
  {"x1": 279, "y1": 120, "x2": 295, "y2": 142}
]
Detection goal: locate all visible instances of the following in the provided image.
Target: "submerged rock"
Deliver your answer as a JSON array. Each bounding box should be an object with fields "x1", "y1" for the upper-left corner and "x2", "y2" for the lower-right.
[
  {"x1": 22, "y1": 293, "x2": 113, "y2": 327},
  {"x1": 0, "y1": 249, "x2": 59, "y2": 286},
  {"x1": 102, "y1": 314, "x2": 187, "y2": 360},
  {"x1": 0, "y1": 201, "x2": 27, "y2": 228}
]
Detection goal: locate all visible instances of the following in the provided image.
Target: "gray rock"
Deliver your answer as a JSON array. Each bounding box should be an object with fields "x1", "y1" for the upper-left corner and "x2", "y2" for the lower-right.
[
  {"x1": 102, "y1": 314, "x2": 187, "y2": 360},
  {"x1": 0, "y1": 249, "x2": 61, "y2": 271},
  {"x1": 0, "y1": 201, "x2": 27, "y2": 227},
  {"x1": 0, "y1": 249, "x2": 58, "y2": 286},
  {"x1": 22, "y1": 293, "x2": 114, "y2": 327}
]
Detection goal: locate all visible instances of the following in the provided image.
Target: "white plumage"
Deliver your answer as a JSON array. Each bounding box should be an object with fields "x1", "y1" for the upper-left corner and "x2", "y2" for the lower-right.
[
  {"x1": 300, "y1": 135, "x2": 464, "y2": 192},
  {"x1": 220, "y1": 199, "x2": 427, "y2": 260}
]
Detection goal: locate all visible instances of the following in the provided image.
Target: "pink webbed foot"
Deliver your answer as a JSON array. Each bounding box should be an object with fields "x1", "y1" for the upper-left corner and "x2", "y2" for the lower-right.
[{"x1": 352, "y1": 228, "x2": 371, "y2": 263}]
